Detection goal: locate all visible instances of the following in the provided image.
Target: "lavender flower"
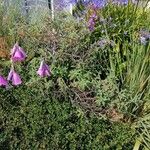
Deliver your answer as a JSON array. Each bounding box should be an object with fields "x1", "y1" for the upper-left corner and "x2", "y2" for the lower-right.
[
  {"x1": 90, "y1": 13, "x2": 97, "y2": 19},
  {"x1": 98, "y1": 39, "x2": 108, "y2": 47},
  {"x1": 54, "y1": 0, "x2": 75, "y2": 10},
  {"x1": 139, "y1": 30, "x2": 150, "y2": 45},
  {"x1": 91, "y1": 0, "x2": 107, "y2": 9},
  {"x1": 0, "y1": 75, "x2": 8, "y2": 86},
  {"x1": 140, "y1": 36, "x2": 147, "y2": 45},
  {"x1": 113, "y1": 0, "x2": 128, "y2": 5},
  {"x1": 70, "y1": 0, "x2": 107, "y2": 9},
  {"x1": 119, "y1": 0, "x2": 128, "y2": 5},
  {"x1": 69, "y1": 0, "x2": 78, "y2": 4},
  {"x1": 37, "y1": 60, "x2": 51, "y2": 77},
  {"x1": 69, "y1": 0, "x2": 89, "y2": 5},
  {"x1": 11, "y1": 43, "x2": 27, "y2": 62},
  {"x1": 98, "y1": 38, "x2": 115, "y2": 48},
  {"x1": 88, "y1": 12, "x2": 97, "y2": 31},
  {"x1": 88, "y1": 18, "x2": 95, "y2": 31},
  {"x1": 7, "y1": 69, "x2": 22, "y2": 85}
]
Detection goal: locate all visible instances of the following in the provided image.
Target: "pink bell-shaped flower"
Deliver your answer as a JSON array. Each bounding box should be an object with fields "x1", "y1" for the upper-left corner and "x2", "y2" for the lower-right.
[
  {"x1": 7, "y1": 69, "x2": 22, "y2": 85},
  {"x1": 0, "y1": 75, "x2": 8, "y2": 86},
  {"x1": 37, "y1": 60, "x2": 51, "y2": 77},
  {"x1": 11, "y1": 43, "x2": 27, "y2": 62}
]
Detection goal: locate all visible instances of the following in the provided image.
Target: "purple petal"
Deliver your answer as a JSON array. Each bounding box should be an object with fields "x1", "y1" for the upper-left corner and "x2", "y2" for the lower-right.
[
  {"x1": 37, "y1": 69, "x2": 46, "y2": 77},
  {"x1": 7, "y1": 69, "x2": 13, "y2": 81},
  {"x1": 91, "y1": 0, "x2": 107, "y2": 9},
  {"x1": 88, "y1": 17, "x2": 95, "y2": 31},
  {"x1": 7, "y1": 69, "x2": 22, "y2": 86},
  {"x1": 19, "y1": 47, "x2": 27, "y2": 57},
  {"x1": 12, "y1": 71, "x2": 22, "y2": 85},
  {"x1": 0, "y1": 75, "x2": 8, "y2": 86},
  {"x1": 37, "y1": 60, "x2": 51, "y2": 77},
  {"x1": 11, "y1": 43, "x2": 27, "y2": 62},
  {"x1": 11, "y1": 43, "x2": 18, "y2": 55},
  {"x1": 11, "y1": 50, "x2": 25, "y2": 61},
  {"x1": 45, "y1": 64, "x2": 51, "y2": 76}
]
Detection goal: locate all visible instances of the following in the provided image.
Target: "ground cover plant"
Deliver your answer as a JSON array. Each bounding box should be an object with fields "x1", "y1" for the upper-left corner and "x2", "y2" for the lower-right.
[{"x1": 0, "y1": 0, "x2": 150, "y2": 149}]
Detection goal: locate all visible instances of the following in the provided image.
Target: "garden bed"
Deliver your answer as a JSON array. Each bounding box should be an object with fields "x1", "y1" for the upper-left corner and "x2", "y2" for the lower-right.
[{"x1": 0, "y1": 1, "x2": 150, "y2": 149}]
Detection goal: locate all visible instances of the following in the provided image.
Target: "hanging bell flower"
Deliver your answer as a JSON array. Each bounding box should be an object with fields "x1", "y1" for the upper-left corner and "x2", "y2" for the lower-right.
[
  {"x1": 37, "y1": 60, "x2": 51, "y2": 77},
  {"x1": 11, "y1": 43, "x2": 27, "y2": 62},
  {"x1": 7, "y1": 69, "x2": 22, "y2": 86}
]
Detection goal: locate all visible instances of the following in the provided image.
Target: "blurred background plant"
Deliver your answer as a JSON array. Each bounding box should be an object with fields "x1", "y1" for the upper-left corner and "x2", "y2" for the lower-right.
[{"x1": 0, "y1": 0, "x2": 150, "y2": 149}]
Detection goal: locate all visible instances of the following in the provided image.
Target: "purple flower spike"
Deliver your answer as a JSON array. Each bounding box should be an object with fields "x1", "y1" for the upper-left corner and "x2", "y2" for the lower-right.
[
  {"x1": 87, "y1": 12, "x2": 97, "y2": 31},
  {"x1": 0, "y1": 75, "x2": 8, "y2": 86},
  {"x1": 11, "y1": 43, "x2": 27, "y2": 62},
  {"x1": 7, "y1": 69, "x2": 22, "y2": 85},
  {"x1": 37, "y1": 60, "x2": 51, "y2": 77},
  {"x1": 88, "y1": 18, "x2": 95, "y2": 31}
]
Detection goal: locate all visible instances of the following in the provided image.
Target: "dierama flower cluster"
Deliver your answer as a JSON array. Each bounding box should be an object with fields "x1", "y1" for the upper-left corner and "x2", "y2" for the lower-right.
[
  {"x1": 0, "y1": 43, "x2": 51, "y2": 88},
  {"x1": 0, "y1": 43, "x2": 26, "y2": 87}
]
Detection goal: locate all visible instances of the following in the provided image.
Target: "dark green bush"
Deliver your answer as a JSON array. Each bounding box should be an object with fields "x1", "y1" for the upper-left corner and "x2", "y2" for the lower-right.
[{"x1": 0, "y1": 85, "x2": 136, "y2": 150}]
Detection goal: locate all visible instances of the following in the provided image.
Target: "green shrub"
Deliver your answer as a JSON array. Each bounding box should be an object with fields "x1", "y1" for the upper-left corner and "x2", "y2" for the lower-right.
[
  {"x1": 0, "y1": 1, "x2": 150, "y2": 149},
  {"x1": 0, "y1": 84, "x2": 136, "y2": 150}
]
